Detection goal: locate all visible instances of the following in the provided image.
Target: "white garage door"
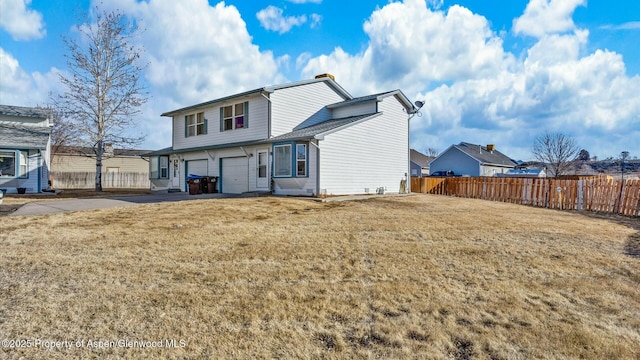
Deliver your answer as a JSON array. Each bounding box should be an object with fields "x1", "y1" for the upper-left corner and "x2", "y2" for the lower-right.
[
  {"x1": 187, "y1": 160, "x2": 208, "y2": 177},
  {"x1": 221, "y1": 157, "x2": 248, "y2": 194}
]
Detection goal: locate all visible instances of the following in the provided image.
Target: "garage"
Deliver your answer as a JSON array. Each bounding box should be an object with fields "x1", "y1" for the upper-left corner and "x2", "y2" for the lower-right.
[
  {"x1": 221, "y1": 157, "x2": 248, "y2": 194},
  {"x1": 186, "y1": 159, "x2": 208, "y2": 177}
]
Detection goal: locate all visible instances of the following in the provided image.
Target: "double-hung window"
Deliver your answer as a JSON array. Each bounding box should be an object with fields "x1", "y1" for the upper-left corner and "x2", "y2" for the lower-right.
[
  {"x1": 0, "y1": 150, "x2": 27, "y2": 178},
  {"x1": 220, "y1": 102, "x2": 248, "y2": 131},
  {"x1": 0, "y1": 151, "x2": 16, "y2": 177},
  {"x1": 273, "y1": 142, "x2": 308, "y2": 178},
  {"x1": 159, "y1": 156, "x2": 169, "y2": 179},
  {"x1": 185, "y1": 112, "x2": 206, "y2": 137},
  {"x1": 296, "y1": 144, "x2": 307, "y2": 177}
]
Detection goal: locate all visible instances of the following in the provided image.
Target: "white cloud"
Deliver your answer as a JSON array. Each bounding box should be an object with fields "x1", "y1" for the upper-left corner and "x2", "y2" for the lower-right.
[
  {"x1": 301, "y1": 0, "x2": 512, "y2": 95},
  {"x1": 80, "y1": 0, "x2": 287, "y2": 149},
  {"x1": 309, "y1": 13, "x2": 322, "y2": 28},
  {"x1": 600, "y1": 21, "x2": 640, "y2": 31},
  {"x1": 416, "y1": 30, "x2": 640, "y2": 159},
  {"x1": 257, "y1": 6, "x2": 307, "y2": 34},
  {"x1": 287, "y1": 0, "x2": 322, "y2": 3},
  {"x1": 300, "y1": 0, "x2": 639, "y2": 159},
  {"x1": 0, "y1": 0, "x2": 46, "y2": 40},
  {"x1": 513, "y1": 0, "x2": 586, "y2": 38},
  {"x1": 0, "y1": 47, "x2": 58, "y2": 106}
]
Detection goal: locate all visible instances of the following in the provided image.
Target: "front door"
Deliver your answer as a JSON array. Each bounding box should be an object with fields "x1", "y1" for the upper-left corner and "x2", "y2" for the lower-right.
[
  {"x1": 171, "y1": 159, "x2": 180, "y2": 188},
  {"x1": 256, "y1": 150, "x2": 269, "y2": 189}
]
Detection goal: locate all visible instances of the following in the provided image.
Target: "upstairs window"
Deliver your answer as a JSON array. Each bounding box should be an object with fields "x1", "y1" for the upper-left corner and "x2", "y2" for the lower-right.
[
  {"x1": 220, "y1": 102, "x2": 249, "y2": 131},
  {"x1": 185, "y1": 112, "x2": 207, "y2": 137}
]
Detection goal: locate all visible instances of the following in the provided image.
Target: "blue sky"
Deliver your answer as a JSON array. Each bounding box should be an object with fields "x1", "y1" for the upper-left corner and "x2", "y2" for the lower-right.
[{"x1": 1, "y1": 0, "x2": 639, "y2": 160}]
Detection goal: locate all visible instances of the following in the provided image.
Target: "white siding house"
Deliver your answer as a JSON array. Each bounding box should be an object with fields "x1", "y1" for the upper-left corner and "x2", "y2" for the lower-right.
[
  {"x1": 146, "y1": 76, "x2": 418, "y2": 196},
  {"x1": 0, "y1": 105, "x2": 52, "y2": 193}
]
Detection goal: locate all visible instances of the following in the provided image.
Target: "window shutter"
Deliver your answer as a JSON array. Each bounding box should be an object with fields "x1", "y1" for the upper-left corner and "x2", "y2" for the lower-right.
[
  {"x1": 244, "y1": 101, "x2": 249, "y2": 128},
  {"x1": 184, "y1": 116, "x2": 188, "y2": 138},
  {"x1": 220, "y1": 107, "x2": 224, "y2": 132},
  {"x1": 203, "y1": 117, "x2": 208, "y2": 135}
]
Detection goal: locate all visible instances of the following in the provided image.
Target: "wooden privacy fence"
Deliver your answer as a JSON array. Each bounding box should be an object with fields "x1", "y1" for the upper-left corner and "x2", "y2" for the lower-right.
[
  {"x1": 51, "y1": 171, "x2": 150, "y2": 189},
  {"x1": 411, "y1": 177, "x2": 640, "y2": 216}
]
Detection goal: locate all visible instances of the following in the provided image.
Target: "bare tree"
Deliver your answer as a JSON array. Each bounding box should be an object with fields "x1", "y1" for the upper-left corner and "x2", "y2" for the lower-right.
[
  {"x1": 531, "y1": 130, "x2": 579, "y2": 178},
  {"x1": 426, "y1": 147, "x2": 439, "y2": 157},
  {"x1": 48, "y1": 107, "x2": 82, "y2": 162},
  {"x1": 54, "y1": 6, "x2": 147, "y2": 191}
]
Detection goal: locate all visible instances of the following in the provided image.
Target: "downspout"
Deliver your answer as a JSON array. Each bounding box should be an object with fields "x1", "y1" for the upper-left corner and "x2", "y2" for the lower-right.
[
  {"x1": 310, "y1": 139, "x2": 321, "y2": 197},
  {"x1": 261, "y1": 92, "x2": 272, "y2": 138}
]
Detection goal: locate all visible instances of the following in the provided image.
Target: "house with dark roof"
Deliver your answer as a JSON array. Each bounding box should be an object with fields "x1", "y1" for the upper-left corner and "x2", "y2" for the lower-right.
[
  {"x1": 410, "y1": 149, "x2": 434, "y2": 177},
  {"x1": 429, "y1": 142, "x2": 517, "y2": 177},
  {"x1": 146, "y1": 75, "x2": 419, "y2": 195},
  {"x1": 0, "y1": 105, "x2": 53, "y2": 193}
]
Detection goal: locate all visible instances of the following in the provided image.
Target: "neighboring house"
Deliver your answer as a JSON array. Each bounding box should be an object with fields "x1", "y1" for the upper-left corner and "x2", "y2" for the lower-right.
[
  {"x1": 146, "y1": 75, "x2": 419, "y2": 195},
  {"x1": 429, "y1": 142, "x2": 517, "y2": 177},
  {"x1": 52, "y1": 145, "x2": 150, "y2": 174},
  {"x1": 410, "y1": 149, "x2": 433, "y2": 177},
  {"x1": 50, "y1": 145, "x2": 150, "y2": 189},
  {"x1": 496, "y1": 168, "x2": 547, "y2": 178},
  {"x1": 0, "y1": 105, "x2": 53, "y2": 193}
]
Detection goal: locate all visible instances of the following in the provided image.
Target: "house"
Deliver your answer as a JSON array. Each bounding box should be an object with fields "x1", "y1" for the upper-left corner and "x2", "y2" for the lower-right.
[
  {"x1": 50, "y1": 145, "x2": 151, "y2": 189},
  {"x1": 0, "y1": 105, "x2": 53, "y2": 193},
  {"x1": 410, "y1": 149, "x2": 433, "y2": 177},
  {"x1": 52, "y1": 145, "x2": 150, "y2": 174},
  {"x1": 146, "y1": 75, "x2": 419, "y2": 196},
  {"x1": 429, "y1": 142, "x2": 517, "y2": 177}
]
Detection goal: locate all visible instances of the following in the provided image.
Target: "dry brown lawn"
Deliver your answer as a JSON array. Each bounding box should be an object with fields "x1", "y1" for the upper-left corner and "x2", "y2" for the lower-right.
[{"x1": 0, "y1": 195, "x2": 639, "y2": 359}]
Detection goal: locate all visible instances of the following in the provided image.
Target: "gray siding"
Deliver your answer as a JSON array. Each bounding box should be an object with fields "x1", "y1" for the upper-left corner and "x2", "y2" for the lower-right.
[
  {"x1": 270, "y1": 82, "x2": 344, "y2": 137},
  {"x1": 332, "y1": 102, "x2": 377, "y2": 118},
  {"x1": 172, "y1": 94, "x2": 268, "y2": 151},
  {"x1": 430, "y1": 147, "x2": 480, "y2": 176},
  {"x1": 319, "y1": 98, "x2": 408, "y2": 195}
]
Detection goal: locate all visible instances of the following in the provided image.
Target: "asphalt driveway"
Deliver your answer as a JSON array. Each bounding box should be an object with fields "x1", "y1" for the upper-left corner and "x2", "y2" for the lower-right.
[{"x1": 10, "y1": 192, "x2": 233, "y2": 216}]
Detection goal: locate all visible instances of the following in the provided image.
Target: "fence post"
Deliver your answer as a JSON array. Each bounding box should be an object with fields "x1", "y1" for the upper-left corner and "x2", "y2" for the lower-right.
[{"x1": 577, "y1": 180, "x2": 584, "y2": 211}]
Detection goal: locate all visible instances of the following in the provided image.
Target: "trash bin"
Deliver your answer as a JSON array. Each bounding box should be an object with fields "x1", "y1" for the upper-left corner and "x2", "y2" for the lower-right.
[
  {"x1": 201, "y1": 177, "x2": 210, "y2": 193},
  {"x1": 187, "y1": 174, "x2": 203, "y2": 195},
  {"x1": 207, "y1": 176, "x2": 218, "y2": 193}
]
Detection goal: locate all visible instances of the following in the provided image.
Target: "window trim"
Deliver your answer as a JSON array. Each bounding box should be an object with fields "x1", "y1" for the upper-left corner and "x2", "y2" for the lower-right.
[
  {"x1": 159, "y1": 156, "x2": 169, "y2": 179},
  {"x1": 18, "y1": 150, "x2": 28, "y2": 178},
  {"x1": 272, "y1": 142, "x2": 309, "y2": 179},
  {"x1": 220, "y1": 101, "x2": 249, "y2": 132},
  {"x1": 0, "y1": 149, "x2": 29, "y2": 178},
  {"x1": 272, "y1": 143, "x2": 292, "y2": 178},
  {"x1": 296, "y1": 143, "x2": 307, "y2": 177},
  {"x1": 185, "y1": 112, "x2": 207, "y2": 137}
]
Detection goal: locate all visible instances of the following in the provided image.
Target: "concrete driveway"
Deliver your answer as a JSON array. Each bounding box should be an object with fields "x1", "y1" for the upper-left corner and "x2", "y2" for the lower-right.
[{"x1": 10, "y1": 192, "x2": 234, "y2": 216}]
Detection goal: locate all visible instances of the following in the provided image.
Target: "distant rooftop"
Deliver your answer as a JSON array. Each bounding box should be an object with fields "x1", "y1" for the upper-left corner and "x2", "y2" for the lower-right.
[{"x1": 0, "y1": 104, "x2": 52, "y2": 119}]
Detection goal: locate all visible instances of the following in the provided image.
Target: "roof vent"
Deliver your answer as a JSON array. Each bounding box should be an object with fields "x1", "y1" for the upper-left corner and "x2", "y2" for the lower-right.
[{"x1": 315, "y1": 73, "x2": 335, "y2": 81}]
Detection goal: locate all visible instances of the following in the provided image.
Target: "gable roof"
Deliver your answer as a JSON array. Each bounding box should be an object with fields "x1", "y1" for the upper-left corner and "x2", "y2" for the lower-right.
[
  {"x1": 453, "y1": 142, "x2": 516, "y2": 167},
  {"x1": 269, "y1": 113, "x2": 381, "y2": 142},
  {"x1": 410, "y1": 149, "x2": 434, "y2": 167},
  {"x1": 0, "y1": 104, "x2": 51, "y2": 119},
  {"x1": 161, "y1": 77, "x2": 352, "y2": 117},
  {"x1": 0, "y1": 123, "x2": 51, "y2": 149},
  {"x1": 327, "y1": 90, "x2": 418, "y2": 114}
]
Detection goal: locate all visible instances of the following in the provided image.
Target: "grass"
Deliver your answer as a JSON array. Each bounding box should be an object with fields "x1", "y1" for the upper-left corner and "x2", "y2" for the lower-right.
[{"x1": 0, "y1": 195, "x2": 639, "y2": 359}]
